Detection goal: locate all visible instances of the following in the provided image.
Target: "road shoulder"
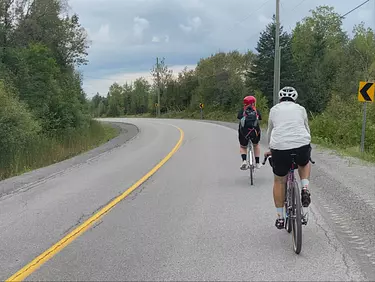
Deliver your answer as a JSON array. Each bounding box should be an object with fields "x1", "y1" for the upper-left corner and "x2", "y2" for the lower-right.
[{"x1": 0, "y1": 121, "x2": 139, "y2": 198}]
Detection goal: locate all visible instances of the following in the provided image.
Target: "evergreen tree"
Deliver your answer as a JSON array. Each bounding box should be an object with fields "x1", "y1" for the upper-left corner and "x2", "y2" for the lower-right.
[{"x1": 246, "y1": 15, "x2": 295, "y2": 107}]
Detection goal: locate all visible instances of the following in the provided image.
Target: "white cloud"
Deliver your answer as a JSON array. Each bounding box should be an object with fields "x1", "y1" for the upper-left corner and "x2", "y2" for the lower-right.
[
  {"x1": 68, "y1": 0, "x2": 374, "y2": 96},
  {"x1": 179, "y1": 24, "x2": 193, "y2": 33},
  {"x1": 87, "y1": 24, "x2": 112, "y2": 44},
  {"x1": 190, "y1": 16, "x2": 202, "y2": 29},
  {"x1": 179, "y1": 16, "x2": 202, "y2": 33},
  {"x1": 152, "y1": 35, "x2": 160, "y2": 42},
  {"x1": 151, "y1": 35, "x2": 169, "y2": 43},
  {"x1": 133, "y1": 16, "x2": 150, "y2": 41},
  {"x1": 83, "y1": 64, "x2": 197, "y2": 98}
]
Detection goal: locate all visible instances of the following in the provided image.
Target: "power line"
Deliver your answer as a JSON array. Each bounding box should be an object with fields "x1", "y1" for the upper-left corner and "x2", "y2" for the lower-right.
[
  {"x1": 226, "y1": 0, "x2": 273, "y2": 33},
  {"x1": 279, "y1": 0, "x2": 308, "y2": 32},
  {"x1": 289, "y1": 0, "x2": 308, "y2": 12},
  {"x1": 245, "y1": 0, "x2": 308, "y2": 43},
  {"x1": 341, "y1": 0, "x2": 370, "y2": 18}
]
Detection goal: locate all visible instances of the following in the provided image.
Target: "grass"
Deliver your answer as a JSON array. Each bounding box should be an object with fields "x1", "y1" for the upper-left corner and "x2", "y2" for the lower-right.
[
  {"x1": 0, "y1": 120, "x2": 120, "y2": 180},
  {"x1": 311, "y1": 136, "x2": 375, "y2": 164},
  {"x1": 120, "y1": 109, "x2": 375, "y2": 164}
]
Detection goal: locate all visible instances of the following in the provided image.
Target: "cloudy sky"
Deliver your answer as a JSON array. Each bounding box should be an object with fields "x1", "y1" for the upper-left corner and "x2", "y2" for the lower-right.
[{"x1": 67, "y1": 0, "x2": 374, "y2": 98}]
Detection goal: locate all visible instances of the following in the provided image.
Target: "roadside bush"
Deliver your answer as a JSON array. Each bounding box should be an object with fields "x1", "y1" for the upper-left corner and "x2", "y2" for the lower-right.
[{"x1": 309, "y1": 93, "x2": 375, "y2": 154}]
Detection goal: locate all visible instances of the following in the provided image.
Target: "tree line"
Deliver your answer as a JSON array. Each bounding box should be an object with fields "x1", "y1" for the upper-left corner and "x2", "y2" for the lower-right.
[
  {"x1": 92, "y1": 5, "x2": 375, "y2": 157},
  {"x1": 0, "y1": 0, "x2": 117, "y2": 180}
]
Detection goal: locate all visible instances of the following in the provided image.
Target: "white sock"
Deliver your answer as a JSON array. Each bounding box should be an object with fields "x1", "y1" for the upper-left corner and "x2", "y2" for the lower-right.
[
  {"x1": 276, "y1": 207, "x2": 284, "y2": 219},
  {"x1": 301, "y1": 179, "x2": 309, "y2": 189}
]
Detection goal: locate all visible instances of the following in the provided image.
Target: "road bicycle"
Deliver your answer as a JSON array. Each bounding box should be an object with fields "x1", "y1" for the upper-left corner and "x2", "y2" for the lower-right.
[
  {"x1": 263, "y1": 153, "x2": 315, "y2": 254},
  {"x1": 247, "y1": 138, "x2": 255, "y2": 185},
  {"x1": 243, "y1": 129, "x2": 257, "y2": 185}
]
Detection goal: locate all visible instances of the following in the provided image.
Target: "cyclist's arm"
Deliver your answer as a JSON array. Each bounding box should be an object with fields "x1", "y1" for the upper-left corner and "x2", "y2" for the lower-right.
[
  {"x1": 303, "y1": 108, "x2": 310, "y2": 134},
  {"x1": 266, "y1": 110, "x2": 274, "y2": 147},
  {"x1": 237, "y1": 109, "x2": 243, "y2": 120}
]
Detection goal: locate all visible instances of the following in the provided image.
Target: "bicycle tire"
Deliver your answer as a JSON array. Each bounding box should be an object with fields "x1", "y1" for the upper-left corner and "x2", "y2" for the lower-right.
[
  {"x1": 250, "y1": 167, "x2": 254, "y2": 185},
  {"x1": 285, "y1": 183, "x2": 292, "y2": 233},
  {"x1": 248, "y1": 142, "x2": 254, "y2": 185},
  {"x1": 291, "y1": 181, "x2": 302, "y2": 254}
]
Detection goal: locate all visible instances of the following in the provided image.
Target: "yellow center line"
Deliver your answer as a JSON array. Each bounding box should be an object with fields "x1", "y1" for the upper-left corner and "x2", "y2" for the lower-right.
[{"x1": 6, "y1": 125, "x2": 185, "y2": 282}]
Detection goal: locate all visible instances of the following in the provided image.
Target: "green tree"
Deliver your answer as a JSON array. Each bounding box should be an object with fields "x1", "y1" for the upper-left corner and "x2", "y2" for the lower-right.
[
  {"x1": 176, "y1": 67, "x2": 198, "y2": 110},
  {"x1": 150, "y1": 57, "x2": 173, "y2": 113},
  {"x1": 246, "y1": 15, "x2": 295, "y2": 107},
  {"x1": 291, "y1": 6, "x2": 347, "y2": 112},
  {"x1": 132, "y1": 78, "x2": 150, "y2": 114},
  {"x1": 338, "y1": 23, "x2": 375, "y2": 91},
  {"x1": 107, "y1": 83, "x2": 124, "y2": 117}
]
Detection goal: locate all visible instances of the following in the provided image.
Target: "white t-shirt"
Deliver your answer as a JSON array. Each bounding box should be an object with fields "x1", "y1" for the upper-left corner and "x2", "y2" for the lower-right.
[{"x1": 267, "y1": 101, "x2": 311, "y2": 150}]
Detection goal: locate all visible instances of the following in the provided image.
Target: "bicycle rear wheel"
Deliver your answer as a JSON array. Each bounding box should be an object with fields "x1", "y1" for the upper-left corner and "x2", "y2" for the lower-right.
[
  {"x1": 247, "y1": 143, "x2": 254, "y2": 185},
  {"x1": 291, "y1": 180, "x2": 302, "y2": 254},
  {"x1": 285, "y1": 183, "x2": 292, "y2": 233}
]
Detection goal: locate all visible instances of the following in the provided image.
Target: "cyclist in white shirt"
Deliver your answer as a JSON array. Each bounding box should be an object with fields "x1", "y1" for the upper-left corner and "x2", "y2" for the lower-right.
[{"x1": 264, "y1": 86, "x2": 312, "y2": 230}]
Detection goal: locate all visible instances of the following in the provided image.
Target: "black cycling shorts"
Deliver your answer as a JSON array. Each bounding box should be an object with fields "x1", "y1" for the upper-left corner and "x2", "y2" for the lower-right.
[
  {"x1": 271, "y1": 144, "x2": 311, "y2": 177},
  {"x1": 238, "y1": 127, "x2": 261, "y2": 147}
]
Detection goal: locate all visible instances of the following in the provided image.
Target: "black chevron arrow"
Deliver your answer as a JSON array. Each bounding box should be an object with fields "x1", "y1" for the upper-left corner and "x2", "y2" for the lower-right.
[{"x1": 360, "y1": 82, "x2": 373, "y2": 101}]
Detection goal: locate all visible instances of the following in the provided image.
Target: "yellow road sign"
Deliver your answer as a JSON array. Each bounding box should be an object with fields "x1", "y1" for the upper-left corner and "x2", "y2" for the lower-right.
[
  {"x1": 358, "y1": 81, "x2": 374, "y2": 102},
  {"x1": 199, "y1": 103, "x2": 204, "y2": 109}
]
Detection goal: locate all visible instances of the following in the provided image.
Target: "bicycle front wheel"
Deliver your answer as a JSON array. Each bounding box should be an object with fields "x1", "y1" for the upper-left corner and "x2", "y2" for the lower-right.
[
  {"x1": 250, "y1": 165, "x2": 254, "y2": 185},
  {"x1": 291, "y1": 181, "x2": 302, "y2": 254},
  {"x1": 285, "y1": 183, "x2": 292, "y2": 233},
  {"x1": 248, "y1": 143, "x2": 254, "y2": 185}
]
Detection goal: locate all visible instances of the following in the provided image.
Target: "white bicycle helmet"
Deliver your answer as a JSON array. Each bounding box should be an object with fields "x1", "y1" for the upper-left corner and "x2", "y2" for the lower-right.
[{"x1": 278, "y1": 86, "x2": 298, "y2": 101}]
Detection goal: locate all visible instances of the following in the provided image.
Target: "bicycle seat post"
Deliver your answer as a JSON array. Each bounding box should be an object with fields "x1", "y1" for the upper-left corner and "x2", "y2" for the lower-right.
[{"x1": 290, "y1": 153, "x2": 297, "y2": 171}]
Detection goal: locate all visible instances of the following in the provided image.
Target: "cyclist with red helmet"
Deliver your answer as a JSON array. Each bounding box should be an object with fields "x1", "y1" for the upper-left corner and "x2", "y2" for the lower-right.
[{"x1": 237, "y1": 95, "x2": 262, "y2": 170}]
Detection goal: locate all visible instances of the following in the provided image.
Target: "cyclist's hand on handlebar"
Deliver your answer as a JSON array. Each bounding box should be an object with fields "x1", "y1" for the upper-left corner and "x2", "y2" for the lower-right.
[{"x1": 262, "y1": 151, "x2": 271, "y2": 165}]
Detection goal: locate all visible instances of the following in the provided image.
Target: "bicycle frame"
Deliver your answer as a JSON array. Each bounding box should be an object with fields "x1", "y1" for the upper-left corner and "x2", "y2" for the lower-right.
[
  {"x1": 245, "y1": 128, "x2": 256, "y2": 168},
  {"x1": 247, "y1": 140, "x2": 255, "y2": 167},
  {"x1": 285, "y1": 157, "x2": 297, "y2": 222},
  {"x1": 245, "y1": 131, "x2": 256, "y2": 185}
]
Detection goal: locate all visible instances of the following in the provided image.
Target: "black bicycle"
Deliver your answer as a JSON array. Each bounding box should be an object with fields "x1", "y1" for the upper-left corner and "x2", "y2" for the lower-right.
[{"x1": 263, "y1": 153, "x2": 315, "y2": 254}]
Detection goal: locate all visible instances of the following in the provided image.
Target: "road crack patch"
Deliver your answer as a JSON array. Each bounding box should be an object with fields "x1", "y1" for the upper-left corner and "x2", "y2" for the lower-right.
[{"x1": 311, "y1": 208, "x2": 352, "y2": 279}]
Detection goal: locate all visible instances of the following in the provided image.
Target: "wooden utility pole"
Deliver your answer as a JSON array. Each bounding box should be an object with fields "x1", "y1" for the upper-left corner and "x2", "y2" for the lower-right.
[
  {"x1": 273, "y1": 0, "x2": 281, "y2": 106},
  {"x1": 156, "y1": 57, "x2": 161, "y2": 117}
]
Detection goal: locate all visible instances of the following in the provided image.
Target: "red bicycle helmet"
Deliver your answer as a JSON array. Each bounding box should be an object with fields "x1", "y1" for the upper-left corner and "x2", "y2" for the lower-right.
[{"x1": 243, "y1": 95, "x2": 256, "y2": 105}]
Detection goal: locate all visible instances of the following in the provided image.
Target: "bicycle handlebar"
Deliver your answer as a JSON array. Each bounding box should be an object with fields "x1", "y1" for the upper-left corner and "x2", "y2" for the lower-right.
[
  {"x1": 262, "y1": 155, "x2": 270, "y2": 166},
  {"x1": 262, "y1": 154, "x2": 315, "y2": 166}
]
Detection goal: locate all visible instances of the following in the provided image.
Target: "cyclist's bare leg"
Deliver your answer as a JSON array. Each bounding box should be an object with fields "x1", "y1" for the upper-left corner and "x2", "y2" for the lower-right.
[
  {"x1": 298, "y1": 162, "x2": 311, "y2": 208},
  {"x1": 273, "y1": 175, "x2": 287, "y2": 229},
  {"x1": 253, "y1": 143, "x2": 261, "y2": 167},
  {"x1": 240, "y1": 145, "x2": 248, "y2": 170},
  {"x1": 298, "y1": 162, "x2": 311, "y2": 181},
  {"x1": 273, "y1": 175, "x2": 286, "y2": 208},
  {"x1": 240, "y1": 145, "x2": 247, "y2": 155}
]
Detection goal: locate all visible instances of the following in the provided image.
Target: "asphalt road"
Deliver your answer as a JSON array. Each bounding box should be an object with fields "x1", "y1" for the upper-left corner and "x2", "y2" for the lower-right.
[{"x1": 0, "y1": 118, "x2": 374, "y2": 281}]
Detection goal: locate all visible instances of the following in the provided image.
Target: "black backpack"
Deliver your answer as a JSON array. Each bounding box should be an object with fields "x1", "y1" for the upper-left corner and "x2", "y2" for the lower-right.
[{"x1": 240, "y1": 106, "x2": 259, "y2": 130}]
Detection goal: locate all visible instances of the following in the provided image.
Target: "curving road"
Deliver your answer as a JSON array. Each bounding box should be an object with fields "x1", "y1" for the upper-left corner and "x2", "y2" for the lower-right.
[{"x1": 0, "y1": 118, "x2": 374, "y2": 281}]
